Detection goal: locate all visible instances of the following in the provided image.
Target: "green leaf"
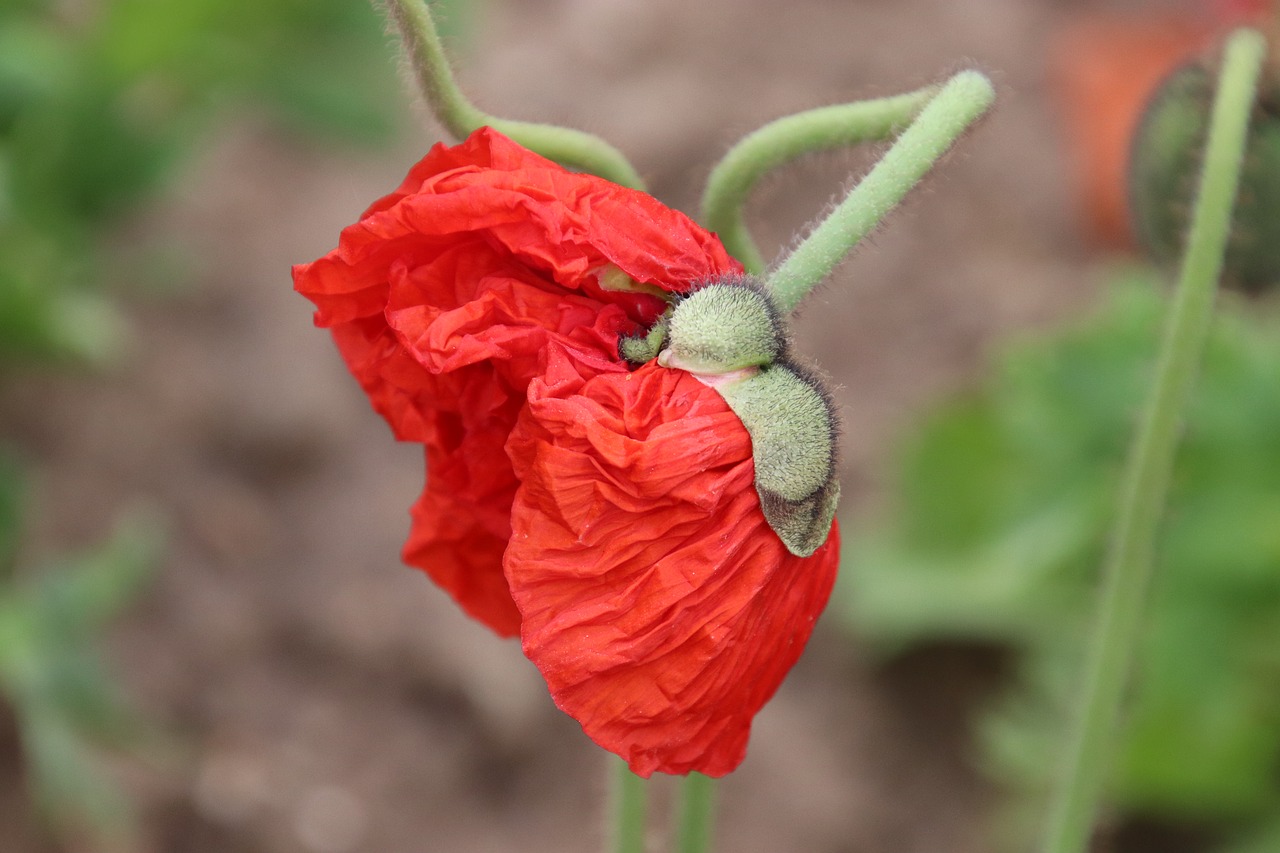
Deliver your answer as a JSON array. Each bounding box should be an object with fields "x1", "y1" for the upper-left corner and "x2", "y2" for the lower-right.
[
  {"x1": 27, "y1": 510, "x2": 164, "y2": 637},
  {"x1": 4, "y1": 510, "x2": 163, "y2": 742},
  {"x1": 0, "y1": 18, "x2": 74, "y2": 134},
  {"x1": 0, "y1": 512, "x2": 162, "y2": 846},
  {"x1": 17, "y1": 699, "x2": 136, "y2": 845}
]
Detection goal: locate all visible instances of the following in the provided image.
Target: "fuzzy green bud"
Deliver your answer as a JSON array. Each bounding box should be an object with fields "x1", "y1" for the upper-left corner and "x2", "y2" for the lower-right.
[
  {"x1": 648, "y1": 276, "x2": 840, "y2": 556},
  {"x1": 661, "y1": 279, "x2": 784, "y2": 373},
  {"x1": 717, "y1": 364, "x2": 839, "y2": 557},
  {"x1": 1132, "y1": 62, "x2": 1280, "y2": 292},
  {"x1": 619, "y1": 313, "x2": 669, "y2": 365}
]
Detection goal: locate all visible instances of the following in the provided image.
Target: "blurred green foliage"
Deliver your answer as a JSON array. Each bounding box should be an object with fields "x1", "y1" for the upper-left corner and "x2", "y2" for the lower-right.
[
  {"x1": 0, "y1": 0, "x2": 403, "y2": 363},
  {"x1": 843, "y1": 269, "x2": 1280, "y2": 852},
  {"x1": 1, "y1": 0, "x2": 411, "y2": 846},
  {"x1": 0, "y1": 513, "x2": 163, "y2": 846}
]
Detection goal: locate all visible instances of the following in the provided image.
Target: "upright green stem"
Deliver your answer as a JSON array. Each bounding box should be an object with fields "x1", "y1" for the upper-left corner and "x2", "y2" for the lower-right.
[
  {"x1": 1040, "y1": 29, "x2": 1265, "y2": 853},
  {"x1": 674, "y1": 773, "x2": 716, "y2": 853},
  {"x1": 701, "y1": 87, "x2": 937, "y2": 273},
  {"x1": 766, "y1": 70, "x2": 994, "y2": 313},
  {"x1": 612, "y1": 761, "x2": 648, "y2": 853},
  {"x1": 384, "y1": 0, "x2": 646, "y2": 189}
]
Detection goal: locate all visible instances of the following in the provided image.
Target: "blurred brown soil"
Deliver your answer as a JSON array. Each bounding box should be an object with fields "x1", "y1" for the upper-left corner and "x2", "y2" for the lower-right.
[{"x1": 0, "y1": 0, "x2": 1165, "y2": 851}]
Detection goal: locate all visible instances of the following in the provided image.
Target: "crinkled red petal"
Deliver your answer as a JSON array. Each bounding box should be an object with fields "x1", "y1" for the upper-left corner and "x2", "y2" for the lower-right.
[
  {"x1": 504, "y1": 352, "x2": 840, "y2": 777},
  {"x1": 291, "y1": 128, "x2": 741, "y2": 636}
]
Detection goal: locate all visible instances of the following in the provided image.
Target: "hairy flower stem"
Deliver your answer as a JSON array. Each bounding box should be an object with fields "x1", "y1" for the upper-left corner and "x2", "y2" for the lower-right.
[
  {"x1": 701, "y1": 87, "x2": 938, "y2": 273},
  {"x1": 384, "y1": 0, "x2": 646, "y2": 189},
  {"x1": 675, "y1": 773, "x2": 715, "y2": 853},
  {"x1": 1040, "y1": 29, "x2": 1265, "y2": 853},
  {"x1": 766, "y1": 70, "x2": 994, "y2": 314},
  {"x1": 612, "y1": 762, "x2": 648, "y2": 853}
]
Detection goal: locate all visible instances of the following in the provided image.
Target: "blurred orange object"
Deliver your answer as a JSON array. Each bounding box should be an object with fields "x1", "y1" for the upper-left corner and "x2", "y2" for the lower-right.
[
  {"x1": 1050, "y1": 15, "x2": 1213, "y2": 249},
  {"x1": 1211, "y1": 0, "x2": 1271, "y2": 24}
]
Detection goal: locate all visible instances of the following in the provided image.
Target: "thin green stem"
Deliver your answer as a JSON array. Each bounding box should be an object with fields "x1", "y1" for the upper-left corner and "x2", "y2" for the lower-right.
[
  {"x1": 701, "y1": 87, "x2": 937, "y2": 273},
  {"x1": 384, "y1": 0, "x2": 646, "y2": 190},
  {"x1": 766, "y1": 70, "x2": 994, "y2": 314},
  {"x1": 675, "y1": 773, "x2": 716, "y2": 853},
  {"x1": 612, "y1": 761, "x2": 648, "y2": 853},
  {"x1": 1040, "y1": 28, "x2": 1265, "y2": 853}
]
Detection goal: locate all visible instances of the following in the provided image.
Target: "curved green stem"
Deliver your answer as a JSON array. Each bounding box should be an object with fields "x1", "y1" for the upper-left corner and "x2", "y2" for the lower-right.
[
  {"x1": 675, "y1": 773, "x2": 716, "y2": 853},
  {"x1": 612, "y1": 761, "x2": 648, "y2": 853},
  {"x1": 385, "y1": 0, "x2": 646, "y2": 190},
  {"x1": 701, "y1": 87, "x2": 937, "y2": 273},
  {"x1": 1040, "y1": 28, "x2": 1265, "y2": 853},
  {"x1": 766, "y1": 70, "x2": 994, "y2": 314}
]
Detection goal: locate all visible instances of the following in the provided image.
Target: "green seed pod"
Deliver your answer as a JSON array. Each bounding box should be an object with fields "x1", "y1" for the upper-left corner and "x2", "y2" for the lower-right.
[
  {"x1": 662, "y1": 277, "x2": 785, "y2": 373},
  {"x1": 1131, "y1": 62, "x2": 1280, "y2": 292},
  {"x1": 717, "y1": 363, "x2": 840, "y2": 557}
]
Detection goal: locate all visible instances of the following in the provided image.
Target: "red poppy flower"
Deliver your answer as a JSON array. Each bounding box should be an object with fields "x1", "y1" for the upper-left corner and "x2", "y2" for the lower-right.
[{"x1": 292, "y1": 127, "x2": 840, "y2": 777}]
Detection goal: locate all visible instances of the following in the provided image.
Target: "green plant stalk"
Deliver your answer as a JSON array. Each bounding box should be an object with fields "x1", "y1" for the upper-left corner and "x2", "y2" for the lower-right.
[
  {"x1": 384, "y1": 0, "x2": 646, "y2": 190},
  {"x1": 766, "y1": 70, "x2": 994, "y2": 314},
  {"x1": 1040, "y1": 28, "x2": 1265, "y2": 853},
  {"x1": 675, "y1": 773, "x2": 715, "y2": 853},
  {"x1": 701, "y1": 87, "x2": 937, "y2": 273},
  {"x1": 612, "y1": 761, "x2": 648, "y2": 853}
]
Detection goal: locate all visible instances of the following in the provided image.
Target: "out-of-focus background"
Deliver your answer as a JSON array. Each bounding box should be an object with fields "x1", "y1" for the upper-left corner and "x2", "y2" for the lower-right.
[{"x1": 3, "y1": 0, "x2": 1279, "y2": 851}]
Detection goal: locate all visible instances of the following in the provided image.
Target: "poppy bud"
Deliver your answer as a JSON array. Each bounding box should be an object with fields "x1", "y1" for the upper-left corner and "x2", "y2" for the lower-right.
[
  {"x1": 718, "y1": 364, "x2": 840, "y2": 557},
  {"x1": 651, "y1": 276, "x2": 840, "y2": 557},
  {"x1": 1131, "y1": 59, "x2": 1280, "y2": 291},
  {"x1": 661, "y1": 278, "x2": 786, "y2": 373}
]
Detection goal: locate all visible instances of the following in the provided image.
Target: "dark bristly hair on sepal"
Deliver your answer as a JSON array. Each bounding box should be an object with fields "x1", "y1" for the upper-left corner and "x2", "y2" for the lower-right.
[{"x1": 719, "y1": 360, "x2": 840, "y2": 557}]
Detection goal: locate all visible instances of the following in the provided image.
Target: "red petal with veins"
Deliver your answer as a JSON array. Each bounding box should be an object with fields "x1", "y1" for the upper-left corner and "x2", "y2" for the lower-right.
[
  {"x1": 505, "y1": 352, "x2": 840, "y2": 777},
  {"x1": 292, "y1": 128, "x2": 741, "y2": 635}
]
